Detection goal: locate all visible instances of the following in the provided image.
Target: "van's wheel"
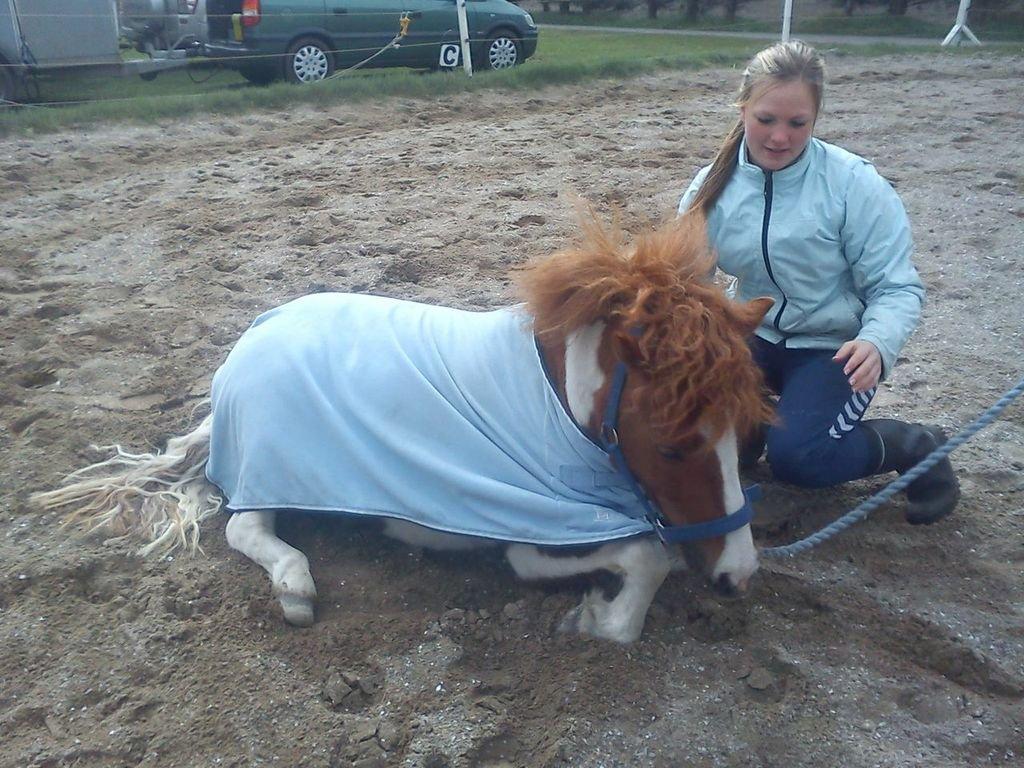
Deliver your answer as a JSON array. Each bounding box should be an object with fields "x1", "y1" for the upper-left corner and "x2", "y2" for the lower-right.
[
  {"x1": 480, "y1": 29, "x2": 522, "y2": 70},
  {"x1": 285, "y1": 37, "x2": 334, "y2": 84}
]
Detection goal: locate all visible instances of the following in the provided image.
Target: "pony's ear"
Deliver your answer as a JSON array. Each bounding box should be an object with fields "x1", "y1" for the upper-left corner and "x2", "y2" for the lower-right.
[{"x1": 734, "y1": 297, "x2": 774, "y2": 336}]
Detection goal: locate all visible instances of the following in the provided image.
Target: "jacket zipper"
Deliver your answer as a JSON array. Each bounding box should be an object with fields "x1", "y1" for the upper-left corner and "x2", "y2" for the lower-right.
[{"x1": 760, "y1": 171, "x2": 788, "y2": 334}]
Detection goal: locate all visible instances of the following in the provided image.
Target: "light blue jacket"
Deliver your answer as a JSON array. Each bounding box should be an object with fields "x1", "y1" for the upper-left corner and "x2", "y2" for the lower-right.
[{"x1": 678, "y1": 137, "x2": 924, "y2": 377}]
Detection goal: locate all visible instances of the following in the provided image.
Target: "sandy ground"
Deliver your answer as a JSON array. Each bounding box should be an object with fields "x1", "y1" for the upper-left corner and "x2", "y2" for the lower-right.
[{"x1": 2, "y1": 52, "x2": 1023, "y2": 768}]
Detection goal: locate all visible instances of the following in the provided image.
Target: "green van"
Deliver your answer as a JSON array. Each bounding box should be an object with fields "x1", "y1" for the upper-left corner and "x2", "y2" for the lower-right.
[{"x1": 204, "y1": 0, "x2": 538, "y2": 84}]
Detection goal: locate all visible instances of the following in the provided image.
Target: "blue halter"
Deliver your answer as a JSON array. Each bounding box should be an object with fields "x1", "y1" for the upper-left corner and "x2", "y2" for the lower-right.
[{"x1": 599, "y1": 361, "x2": 759, "y2": 544}]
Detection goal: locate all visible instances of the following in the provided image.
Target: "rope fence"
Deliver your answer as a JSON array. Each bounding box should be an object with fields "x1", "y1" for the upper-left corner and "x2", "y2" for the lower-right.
[
  {"x1": 0, "y1": 6, "x2": 482, "y2": 72},
  {"x1": 0, "y1": 36, "x2": 467, "y2": 69},
  {"x1": 0, "y1": 35, "x2": 486, "y2": 109},
  {"x1": 7, "y1": 11, "x2": 430, "y2": 20}
]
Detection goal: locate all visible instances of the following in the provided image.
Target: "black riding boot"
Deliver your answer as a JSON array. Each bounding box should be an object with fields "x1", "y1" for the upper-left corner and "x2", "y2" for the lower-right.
[{"x1": 861, "y1": 418, "x2": 960, "y2": 525}]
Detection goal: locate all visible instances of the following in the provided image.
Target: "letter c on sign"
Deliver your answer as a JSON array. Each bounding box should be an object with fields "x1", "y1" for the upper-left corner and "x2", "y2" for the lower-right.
[{"x1": 439, "y1": 44, "x2": 460, "y2": 68}]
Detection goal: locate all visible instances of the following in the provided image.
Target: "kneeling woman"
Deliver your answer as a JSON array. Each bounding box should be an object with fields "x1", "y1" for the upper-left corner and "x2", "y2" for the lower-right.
[{"x1": 678, "y1": 40, "x2": 959, "y2": 523}]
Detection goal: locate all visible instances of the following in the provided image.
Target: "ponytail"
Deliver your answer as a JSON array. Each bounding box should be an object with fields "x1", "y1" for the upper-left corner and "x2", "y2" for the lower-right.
[{"x1": 689, "y1": 118, "x2": 744, "y2": 215}]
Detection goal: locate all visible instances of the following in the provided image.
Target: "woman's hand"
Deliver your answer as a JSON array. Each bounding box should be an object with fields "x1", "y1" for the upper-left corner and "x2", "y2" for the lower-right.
[{"x1": 833, "y1": 340, "x2": 881, "y2": 393}]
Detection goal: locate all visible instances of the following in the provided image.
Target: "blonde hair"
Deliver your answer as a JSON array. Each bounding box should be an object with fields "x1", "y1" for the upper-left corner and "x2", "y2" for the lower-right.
[{"x1": 689, "y1": 40, "x2": 826, "y2": 214}]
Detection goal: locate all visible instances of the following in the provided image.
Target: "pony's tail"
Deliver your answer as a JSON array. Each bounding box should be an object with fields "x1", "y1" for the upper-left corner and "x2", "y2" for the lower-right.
[{"x1": 31, "y1": 414, "x2": 221, "y2": 557}]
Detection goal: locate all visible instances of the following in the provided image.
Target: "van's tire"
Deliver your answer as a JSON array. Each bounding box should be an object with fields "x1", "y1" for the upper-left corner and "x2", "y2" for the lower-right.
[
  {"x1": 478, "y1": 28, "x2": 522, "y2": 71},
  {"x1": 284, "y1": 37, "x2": 335, "y2": 84},
  {"x1": 239, "y1": 63, "x2": 277, "y2": 86}
]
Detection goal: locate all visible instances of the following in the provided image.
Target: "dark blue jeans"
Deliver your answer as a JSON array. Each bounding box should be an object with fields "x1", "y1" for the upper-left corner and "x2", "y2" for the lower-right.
[{"x1": 752, "y1": 336, "x2": 883, "y2": 488}]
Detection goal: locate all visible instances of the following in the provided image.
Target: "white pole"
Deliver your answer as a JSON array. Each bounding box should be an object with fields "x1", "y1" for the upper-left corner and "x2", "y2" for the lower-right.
[
  {"x1": 942, "y1": 0, "x2": 981, "y2": 46},
  {"x1": 456, "y1": 0, "x2": 473, "y2": 76},
  {"x1": 781, "y1": 0, "x2": 794, "y2": 42}
]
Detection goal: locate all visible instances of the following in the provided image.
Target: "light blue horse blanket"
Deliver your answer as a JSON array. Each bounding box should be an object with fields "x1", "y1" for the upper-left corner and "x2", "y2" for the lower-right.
[{"x1": 206, "y1": 293, "x2": 654, "y2": 545}]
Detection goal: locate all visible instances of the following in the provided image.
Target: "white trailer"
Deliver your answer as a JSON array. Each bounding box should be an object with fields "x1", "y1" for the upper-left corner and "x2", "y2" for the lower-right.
[{"x1": 1, "y1": 0, "x2": 194, "y2": 103}]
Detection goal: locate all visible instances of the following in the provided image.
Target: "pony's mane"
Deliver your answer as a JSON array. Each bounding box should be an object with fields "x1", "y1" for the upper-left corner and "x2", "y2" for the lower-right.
[{"x1": 516, "y1": 211, "x2": 772, "y2": 446}]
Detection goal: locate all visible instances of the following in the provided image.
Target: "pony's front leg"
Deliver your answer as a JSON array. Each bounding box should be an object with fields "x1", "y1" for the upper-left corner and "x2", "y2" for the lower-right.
[
  {"x1": 506, "y1": 538, "x2": 671, "y2": 644},
  {"x1": 224, "y1": 510, "x2": 317, "y2": 627}
]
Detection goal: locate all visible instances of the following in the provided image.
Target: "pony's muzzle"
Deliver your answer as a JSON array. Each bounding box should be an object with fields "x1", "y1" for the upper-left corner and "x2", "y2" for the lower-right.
[
  {"x1": 716, "y1": 569, "x2": 757, "y2": 598},
  {"x1": 682, "y1": 541, "x2": 756, "y2": 597},
  {"x1": 713, "y1": 571, "x2": 751, "y2": 598}
]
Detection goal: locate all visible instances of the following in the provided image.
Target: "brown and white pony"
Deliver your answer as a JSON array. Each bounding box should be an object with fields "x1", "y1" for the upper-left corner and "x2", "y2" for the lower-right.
[{"x1": 34, "y1": 212, "x2": 773, "y2": 643}]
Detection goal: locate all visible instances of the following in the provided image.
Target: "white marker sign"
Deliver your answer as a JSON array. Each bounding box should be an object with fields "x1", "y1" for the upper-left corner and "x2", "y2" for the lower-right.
[{"x1": 439, "y1": 44, "x2": 460, "y2": 68}]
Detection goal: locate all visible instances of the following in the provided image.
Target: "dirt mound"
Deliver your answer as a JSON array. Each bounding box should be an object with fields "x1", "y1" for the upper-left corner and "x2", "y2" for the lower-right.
[{"x1": 2, "y1": 53, "x2": 1023, "y2": 767}]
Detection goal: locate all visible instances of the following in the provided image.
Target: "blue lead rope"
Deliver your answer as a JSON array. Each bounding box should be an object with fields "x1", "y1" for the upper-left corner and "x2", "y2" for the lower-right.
[
  {"x1": 762, "y1": 374, "x2": 1024, "y2": 558},
  {"x1": 601, "y1": 362, "x2": 757, "y2": 544}
]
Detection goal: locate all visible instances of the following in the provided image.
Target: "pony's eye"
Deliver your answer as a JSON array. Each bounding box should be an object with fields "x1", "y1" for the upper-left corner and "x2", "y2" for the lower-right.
[{"x1": 657, "y1": 446, "x2": 683, "y2": 461}]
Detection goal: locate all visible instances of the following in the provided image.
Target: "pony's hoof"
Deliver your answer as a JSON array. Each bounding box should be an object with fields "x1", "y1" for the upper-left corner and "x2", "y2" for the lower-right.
[
  {"x1": 557, "y1": 604, "x2": 586, "y2": 635},
  {"x1": 557, "y1": 590, "x2": 641, "y2": 643},
  {"x1": 558, "y1": 589, "x2": 602, "y2": 636},
  {"x1": 279, "y1": 594, "x2": 315, "y2": 627}
]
